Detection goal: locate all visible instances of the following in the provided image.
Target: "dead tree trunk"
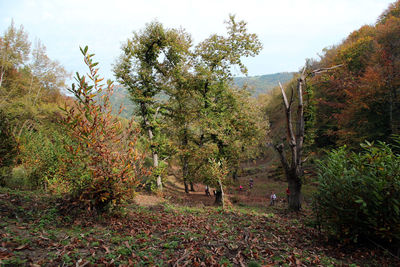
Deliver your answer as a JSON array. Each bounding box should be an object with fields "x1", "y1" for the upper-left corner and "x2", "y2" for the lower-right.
[
  {"x1": 274, "y1": 65, "x2": 342, "y2": 211},
  {"x1": 274, "y1": 68, "x2": 306, "y2": 211}
]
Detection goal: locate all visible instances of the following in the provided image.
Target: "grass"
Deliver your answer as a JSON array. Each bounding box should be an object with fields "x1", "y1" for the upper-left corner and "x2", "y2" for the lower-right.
[{"x1": 0, "y1": 183, "x2": 398, "y2": 266}]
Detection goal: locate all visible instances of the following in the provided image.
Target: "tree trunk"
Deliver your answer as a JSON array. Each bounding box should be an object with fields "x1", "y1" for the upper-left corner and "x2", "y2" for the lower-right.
[
  {"x1": 232, "y1": 168, "x2": 238, "y2": 181},
  {"x1": 153, "y1": 151, "x2": 162, "y2": 190},
  {"x1": 214, "y1": 178, "x2": 224, "y2": 209},
  {"x1": 145, "y1": 117, "x2": 162, "y2": 191},
  {"x1": 0, "y1": 67, "x2": 4, "y2": 87},
  {"x1": 183, "y1": 156, "x2": 189, "y2": 193},
  {"x1": 274, "y1": 70, "x2": 306, "y2": 212},
  {"x1": 288, "y1": 174, "x2": 302, "y2": 211},
  {"x1": 183, "y1": 180, "x2": 189, "y2": 193},
  {"x1": 190, "y1": 182, "x2": 195, "y2": 192},
  {"x1": 33, "y1": 86, "x2": 42, "y2": 105},
  {"x1": 182, "y1": 127, "x2": 190, "y2": 194}
]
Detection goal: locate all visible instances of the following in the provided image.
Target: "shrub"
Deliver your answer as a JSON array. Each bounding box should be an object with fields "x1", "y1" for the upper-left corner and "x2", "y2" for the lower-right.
[
  {"x1": 17, "y1": 127, "x2": 69, "y2": 190},
  {"x1": 61, "y1": 46, "x2": 148, "y2": 212},
  {"x1": 313, "y1": 141, "x2": 400, "y2": 245},
  {"x1": 0, "y1": 109, "x2": 18, "y2": 186}
]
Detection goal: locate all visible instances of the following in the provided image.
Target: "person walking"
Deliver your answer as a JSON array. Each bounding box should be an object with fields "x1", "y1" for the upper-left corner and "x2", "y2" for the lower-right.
[
  {"x1": 286, "y1": 187, "x2": 290, "y2": 203},
  {"x1": 270, "y1": 191, "x2": 277, "y2": 206}
]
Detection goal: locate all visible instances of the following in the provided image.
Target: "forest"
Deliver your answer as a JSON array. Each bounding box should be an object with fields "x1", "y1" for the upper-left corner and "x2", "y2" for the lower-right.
[{"x1": 0, "y1": 1, "x2": 400, "y2": 266}]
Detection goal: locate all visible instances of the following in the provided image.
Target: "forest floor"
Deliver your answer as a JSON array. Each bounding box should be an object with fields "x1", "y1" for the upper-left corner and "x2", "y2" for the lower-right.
[{"x1": 0, "y1": 161, "x2": 399, "y2": 266}]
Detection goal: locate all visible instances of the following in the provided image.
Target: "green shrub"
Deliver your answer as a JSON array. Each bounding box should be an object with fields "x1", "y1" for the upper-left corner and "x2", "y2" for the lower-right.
[
  {"x1": 18, "y1": 128, "x2": 69, "y2": 190},
  {"x1": 313, "y1": 141, "x2": 400, "y2": 245},
  {"x1": 0, "y1": 109, "x2": 18, "y2": 186}
]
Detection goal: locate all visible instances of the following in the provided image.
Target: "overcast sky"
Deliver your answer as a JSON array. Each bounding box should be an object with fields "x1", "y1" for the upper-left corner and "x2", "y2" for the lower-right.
[{"x1": 0, "y1": 0, "x2": 395, "y2": 84}]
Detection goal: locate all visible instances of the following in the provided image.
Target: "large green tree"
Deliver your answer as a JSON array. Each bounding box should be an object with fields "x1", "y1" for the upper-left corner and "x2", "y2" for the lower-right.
[
  {"x1": 115, "y1": 16, "x2": 263, "y2": 204},
  {"x1": 190, "y1": 15, "x2": 262, "y2": 205},
  {"x1": 114, "y1": 22, "x2": 192, "y2": 190}
]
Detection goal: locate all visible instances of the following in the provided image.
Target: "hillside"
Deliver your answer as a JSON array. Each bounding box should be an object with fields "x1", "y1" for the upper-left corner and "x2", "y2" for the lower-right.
[
  {"x1": 234, "y1": 72, "x2": 295, "y2": 97},
  {"x1": 1, "y1": 175, "x2": 396, "y2": 266}
]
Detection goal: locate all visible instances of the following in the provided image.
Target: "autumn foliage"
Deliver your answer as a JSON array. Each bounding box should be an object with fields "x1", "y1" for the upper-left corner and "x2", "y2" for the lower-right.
[
  {"x1": 309, "y1": 1, "x2": 400, "y2": 148},
  {"x1": 62, "y1": 47, "x2": 148, "y2": 211}
]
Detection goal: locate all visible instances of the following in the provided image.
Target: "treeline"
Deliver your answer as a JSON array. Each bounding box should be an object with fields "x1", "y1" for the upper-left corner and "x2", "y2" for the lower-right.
[
  {"x1": 309, "y1": 1, "x2": 400, "y2": 149},
  {"x1": 0, "y1": 21, "x2": 69, "y2": 189},
  {"x1": 265, "y1": 1, "x2": 400, "y2": 151}
]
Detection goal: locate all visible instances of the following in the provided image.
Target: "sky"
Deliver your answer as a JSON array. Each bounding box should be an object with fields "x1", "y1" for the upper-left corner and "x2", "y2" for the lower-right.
[{"x1": 0, "y1": 0, "x2": 395, "y2": 85}]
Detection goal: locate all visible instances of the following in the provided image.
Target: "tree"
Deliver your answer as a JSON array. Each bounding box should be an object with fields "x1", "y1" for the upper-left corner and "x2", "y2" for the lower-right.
[
  {"x1": 191, "y1": 15, "x2": 262, "y2": 205},
  {"x1": 0, "y1": 20, "x2": 30, "y2": 88},
  {"x1": 29, "y1": 39, "x2": 68, "y2": 105},
  {"x1": 164, "y1": 69, "x2": 199, "y2": 193},
  {"x1": 114, "y1": 22, "x2": 190, "y2": 191},
  {"x1": 274, "y1": 69, "x2": 307, "y2": 211},
  {"x1": 275, "y1": 66, "x2": 341, "y2": 211}
]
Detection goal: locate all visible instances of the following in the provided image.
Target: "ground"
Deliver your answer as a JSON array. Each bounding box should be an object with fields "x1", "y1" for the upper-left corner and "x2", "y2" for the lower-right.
[{"x1": 0, "y1": 161, "x2": 398, "y2": 266}]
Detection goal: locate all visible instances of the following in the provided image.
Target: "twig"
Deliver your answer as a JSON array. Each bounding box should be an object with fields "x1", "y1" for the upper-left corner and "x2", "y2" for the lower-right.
[{"x1": 173, "y1": 248, "x2": 191, "y2": 267}]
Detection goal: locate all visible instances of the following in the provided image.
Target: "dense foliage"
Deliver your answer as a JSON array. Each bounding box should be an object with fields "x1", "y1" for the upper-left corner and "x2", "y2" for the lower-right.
[
  {"x1": 115, "y1": 16, "x2": 268, "y2": 202},
  {"x1": 0, "y1": 110, "x2": 18, "y2": 186},
  {"x1": 308, "y1": 1, "x2": 400, "y2": 148},
  {"x1": 0, "y1": 21, "x2": 69, "y2": 190},
  {"x1": 313, "y1": 141, "x2": 400, "y2": 245}
]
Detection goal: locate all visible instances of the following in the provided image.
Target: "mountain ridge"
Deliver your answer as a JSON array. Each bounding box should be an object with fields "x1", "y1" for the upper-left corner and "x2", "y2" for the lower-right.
[{"x1": 110, "y1": 72, "x2": 295, "y2": 118}]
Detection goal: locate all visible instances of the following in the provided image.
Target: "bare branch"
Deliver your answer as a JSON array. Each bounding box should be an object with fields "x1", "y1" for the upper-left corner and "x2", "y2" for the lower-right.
[
  {"x1": 279, "y1": 82, "x2": 289, "y2": 110},
  {"x1": 289, "y1": 85, "x2": 295, "y2": 107},
  {"x1": 310, "y1": 64, "x2": 343, "y2": 75},
  {"x1": 279, "y1": 81, "x2": 296, "y2": 148}
]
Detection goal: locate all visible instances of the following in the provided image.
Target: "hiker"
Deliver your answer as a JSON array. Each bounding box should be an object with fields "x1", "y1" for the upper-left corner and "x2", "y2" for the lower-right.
[
  {"x1": 270, "y1": 191, "x2": 277, "y2": 206},
  {"x1": 249, "y1": 178, "x2": 254, "y2": 189},
  {"x1": 286, "y1": 187, "x2": 290, "y2": 203},
  {"x1": 205, "y1": 185, "x2": 211, "y2": 197},
  {"x1": 239, "y1": 185, "x2": 243, "y2": 192}
]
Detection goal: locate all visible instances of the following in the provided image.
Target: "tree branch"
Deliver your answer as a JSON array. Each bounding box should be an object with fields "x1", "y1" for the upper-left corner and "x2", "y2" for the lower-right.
[{"x1": 310, "y1": 64, "x2": 343, "y2": 76}]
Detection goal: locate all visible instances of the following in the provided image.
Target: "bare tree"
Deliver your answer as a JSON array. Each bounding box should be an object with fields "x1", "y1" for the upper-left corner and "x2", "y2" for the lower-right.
[{"x1": 275, "y1": 65, "x2": 342, "y2": 211}]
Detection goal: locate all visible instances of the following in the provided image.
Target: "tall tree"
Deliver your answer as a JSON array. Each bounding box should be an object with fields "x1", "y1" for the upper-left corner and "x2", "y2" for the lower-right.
[
  {"x1": 29, "y1": 39, "x2": 68, "y2": 105},
  {"x1": 114, "y1": 22, "x2": 191, "y2": 190},
  {"x1": 0, "y1": 20, "x2": 30, "y2": 88},
  {"x1": 192, "y1": 15, "x2": 262, "y2": 205}
]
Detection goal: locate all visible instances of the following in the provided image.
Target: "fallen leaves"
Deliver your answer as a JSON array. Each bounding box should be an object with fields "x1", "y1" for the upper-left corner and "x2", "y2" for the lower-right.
[{"x1": 1, "y1": 190, "x2": 399, "y2": 267}]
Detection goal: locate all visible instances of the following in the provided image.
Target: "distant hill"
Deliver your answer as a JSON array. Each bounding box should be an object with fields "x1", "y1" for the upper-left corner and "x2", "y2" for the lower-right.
[
  {"x1": 233, "y1": 72, "x2": 295, "y2": 97},
  {"x1": 109, "y1": 72, "x2": 295, "y2": 118}
]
